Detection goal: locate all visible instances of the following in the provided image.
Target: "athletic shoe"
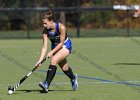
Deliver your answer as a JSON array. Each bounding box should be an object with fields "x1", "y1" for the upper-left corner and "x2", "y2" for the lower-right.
[
  {"x1": 39, "y1": 81, "x2": 49, "y2": 93},
  {"x1": 70, "y1": 74, "x2": 78, "y2": 91}
]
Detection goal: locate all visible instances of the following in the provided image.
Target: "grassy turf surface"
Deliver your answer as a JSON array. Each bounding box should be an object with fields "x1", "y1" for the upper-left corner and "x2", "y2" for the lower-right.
[{"x1": 0, "y1": 37, "x2": 140, "y2": 100}]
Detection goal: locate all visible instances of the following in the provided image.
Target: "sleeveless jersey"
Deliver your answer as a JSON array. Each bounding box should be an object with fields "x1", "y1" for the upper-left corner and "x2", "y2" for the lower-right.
[{"x1": 42, "y1": 22, "x2": 72, "y2": 52}]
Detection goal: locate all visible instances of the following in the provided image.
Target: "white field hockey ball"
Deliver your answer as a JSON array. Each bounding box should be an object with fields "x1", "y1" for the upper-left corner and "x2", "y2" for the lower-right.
[{"x1": 8, "y1": 90, "x2": 13, "y2": 95}]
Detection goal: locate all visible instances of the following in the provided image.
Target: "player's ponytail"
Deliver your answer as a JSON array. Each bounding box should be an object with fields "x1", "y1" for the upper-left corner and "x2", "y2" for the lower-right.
[{"x1": 42, "y1": 10, "x2": 54, "y2": 21}]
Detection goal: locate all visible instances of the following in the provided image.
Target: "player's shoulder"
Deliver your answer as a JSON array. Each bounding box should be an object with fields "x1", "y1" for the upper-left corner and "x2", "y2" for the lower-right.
[
  {"x1": 58, "y1": 22, "x2": 66, "y2": 30},
  {"x1": 42, "y1": 28, "x2": 48, "y2": 34}
]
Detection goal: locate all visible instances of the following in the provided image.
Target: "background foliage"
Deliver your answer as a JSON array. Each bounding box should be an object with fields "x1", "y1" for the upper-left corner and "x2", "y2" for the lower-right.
[{"x1": 0, "y1": 0, "x2": 140, "y2": 30}]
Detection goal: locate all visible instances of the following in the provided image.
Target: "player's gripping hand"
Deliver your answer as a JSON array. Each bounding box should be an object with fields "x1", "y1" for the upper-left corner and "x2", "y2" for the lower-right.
[
  {"x1": 47, "y1": 51, "x2": 54, "y2": 58},
  {"x1": 35, "y1": 61, "x2": 42, "y2": 67}
]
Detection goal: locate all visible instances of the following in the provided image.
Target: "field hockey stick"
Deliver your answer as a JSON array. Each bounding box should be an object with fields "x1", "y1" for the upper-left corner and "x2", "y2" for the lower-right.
[{"x1": 8, "y1": 57, "x2": 47, "y2": 94}]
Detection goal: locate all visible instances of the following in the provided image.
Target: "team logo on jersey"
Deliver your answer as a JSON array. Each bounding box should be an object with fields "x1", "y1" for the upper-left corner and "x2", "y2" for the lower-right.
[{"x1": 49, "y1": 31, "x2": 55, "y2": 36}]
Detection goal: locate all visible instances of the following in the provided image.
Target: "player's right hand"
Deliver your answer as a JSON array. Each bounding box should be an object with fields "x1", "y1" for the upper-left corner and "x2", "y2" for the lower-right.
[{"x1": 35, "y1": 61, "x2": 42, "y2": 67}]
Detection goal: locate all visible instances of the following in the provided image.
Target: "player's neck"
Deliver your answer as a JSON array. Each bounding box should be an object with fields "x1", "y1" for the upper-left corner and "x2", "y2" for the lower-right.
[{"x1": 50, "y1": 22, "x2": 56, "y2": 30}]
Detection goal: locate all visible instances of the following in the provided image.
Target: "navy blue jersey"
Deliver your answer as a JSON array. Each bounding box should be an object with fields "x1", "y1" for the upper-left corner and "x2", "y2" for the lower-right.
[
  {"x1": 42, "y1": 22, "x2": 72, "y2": 52},
  {"x1": 43, "y1": 22, "x2": 67, "y2": 44}
]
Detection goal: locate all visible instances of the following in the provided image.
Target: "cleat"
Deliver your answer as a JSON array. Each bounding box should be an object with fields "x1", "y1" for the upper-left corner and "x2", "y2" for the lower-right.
[
  {"x1": 70, "y1": 74, "x2": 78, "y2": 91},
  {"x1": 39, "y1": 81, "x2": 49, "y2": 93}
]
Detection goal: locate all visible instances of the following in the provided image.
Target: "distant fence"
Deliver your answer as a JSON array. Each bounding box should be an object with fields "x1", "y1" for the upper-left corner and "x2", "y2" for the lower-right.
[{"x1": 0, "y1": 6, "x2": 140, "y2": 39}]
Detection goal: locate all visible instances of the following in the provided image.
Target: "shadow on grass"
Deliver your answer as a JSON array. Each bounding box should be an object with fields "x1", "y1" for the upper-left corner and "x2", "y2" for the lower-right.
[
  {"x1": 114, "y1": 63, "x2": 140, "y2": 65},
  {"x1": 17, "y1": 89, "x2": 73, "y2": 93}
]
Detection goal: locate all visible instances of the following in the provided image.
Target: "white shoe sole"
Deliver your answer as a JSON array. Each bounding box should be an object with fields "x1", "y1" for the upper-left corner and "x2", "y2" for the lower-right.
[{"x1": 39, "y1": 82, "x2": 48, "y2": 93}]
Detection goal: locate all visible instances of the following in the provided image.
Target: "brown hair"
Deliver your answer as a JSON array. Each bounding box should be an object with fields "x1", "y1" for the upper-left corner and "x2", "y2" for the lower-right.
[{"x1": 42, "y1": 10, "x2": 54, "y2": 21}]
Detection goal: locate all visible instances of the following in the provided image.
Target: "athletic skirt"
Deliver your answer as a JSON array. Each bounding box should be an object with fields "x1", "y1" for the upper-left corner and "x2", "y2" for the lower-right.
[{"x1": 51, "y1": 37, "x2": 72, "y2": 52}]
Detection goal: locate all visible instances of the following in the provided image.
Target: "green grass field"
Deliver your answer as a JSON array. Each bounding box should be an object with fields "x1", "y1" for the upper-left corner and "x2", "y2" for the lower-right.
[
  {"x1": 0, "y1": 28, "x2": 140, "y2": 39},
  {"x1": 0, "y1": 37, "x2": 140, "y2": 100}
]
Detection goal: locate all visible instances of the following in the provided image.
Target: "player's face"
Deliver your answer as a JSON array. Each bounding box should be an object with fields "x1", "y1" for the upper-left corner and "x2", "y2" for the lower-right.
[{"x1": 43, "y1": 19, "x2": 53, "y2": 29}]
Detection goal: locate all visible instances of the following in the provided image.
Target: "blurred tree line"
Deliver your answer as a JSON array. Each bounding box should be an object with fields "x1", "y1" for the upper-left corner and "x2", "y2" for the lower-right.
[{"x1": 0, "y1": 0, "x2": 139, "y2": 30}]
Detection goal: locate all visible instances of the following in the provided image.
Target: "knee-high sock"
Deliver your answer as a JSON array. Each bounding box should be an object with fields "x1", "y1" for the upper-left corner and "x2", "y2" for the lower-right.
[
  {"x1": 46, "y1": 65, "x2": 57, "y2": 85},
  {"x1": 63, "y1": 67, "x2": 75, "y2": 80}
]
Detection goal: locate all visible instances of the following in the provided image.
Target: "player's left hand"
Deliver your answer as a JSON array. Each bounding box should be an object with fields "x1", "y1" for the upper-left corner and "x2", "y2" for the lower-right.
[{"x1": 47, "y1": 51, "x2": 54, "y2": 58}]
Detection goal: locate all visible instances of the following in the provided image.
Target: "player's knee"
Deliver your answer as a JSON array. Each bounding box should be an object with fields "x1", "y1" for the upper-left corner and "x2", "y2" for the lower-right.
[
  {"x1": 50, "y1": 58, "x2": 58, "y2": 65},
  {"x1": 61, "y1": 65, "x2": 69, "y2": 71}
]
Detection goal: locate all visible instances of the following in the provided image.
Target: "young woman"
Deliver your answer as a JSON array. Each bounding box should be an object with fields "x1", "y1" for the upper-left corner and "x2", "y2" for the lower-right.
[
  {"x1": 35, "y1": 10, "x2": 78, "y2": 93},
  {"x1": 133, "y1": 8, "x2": 140, "y2": 17}
]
